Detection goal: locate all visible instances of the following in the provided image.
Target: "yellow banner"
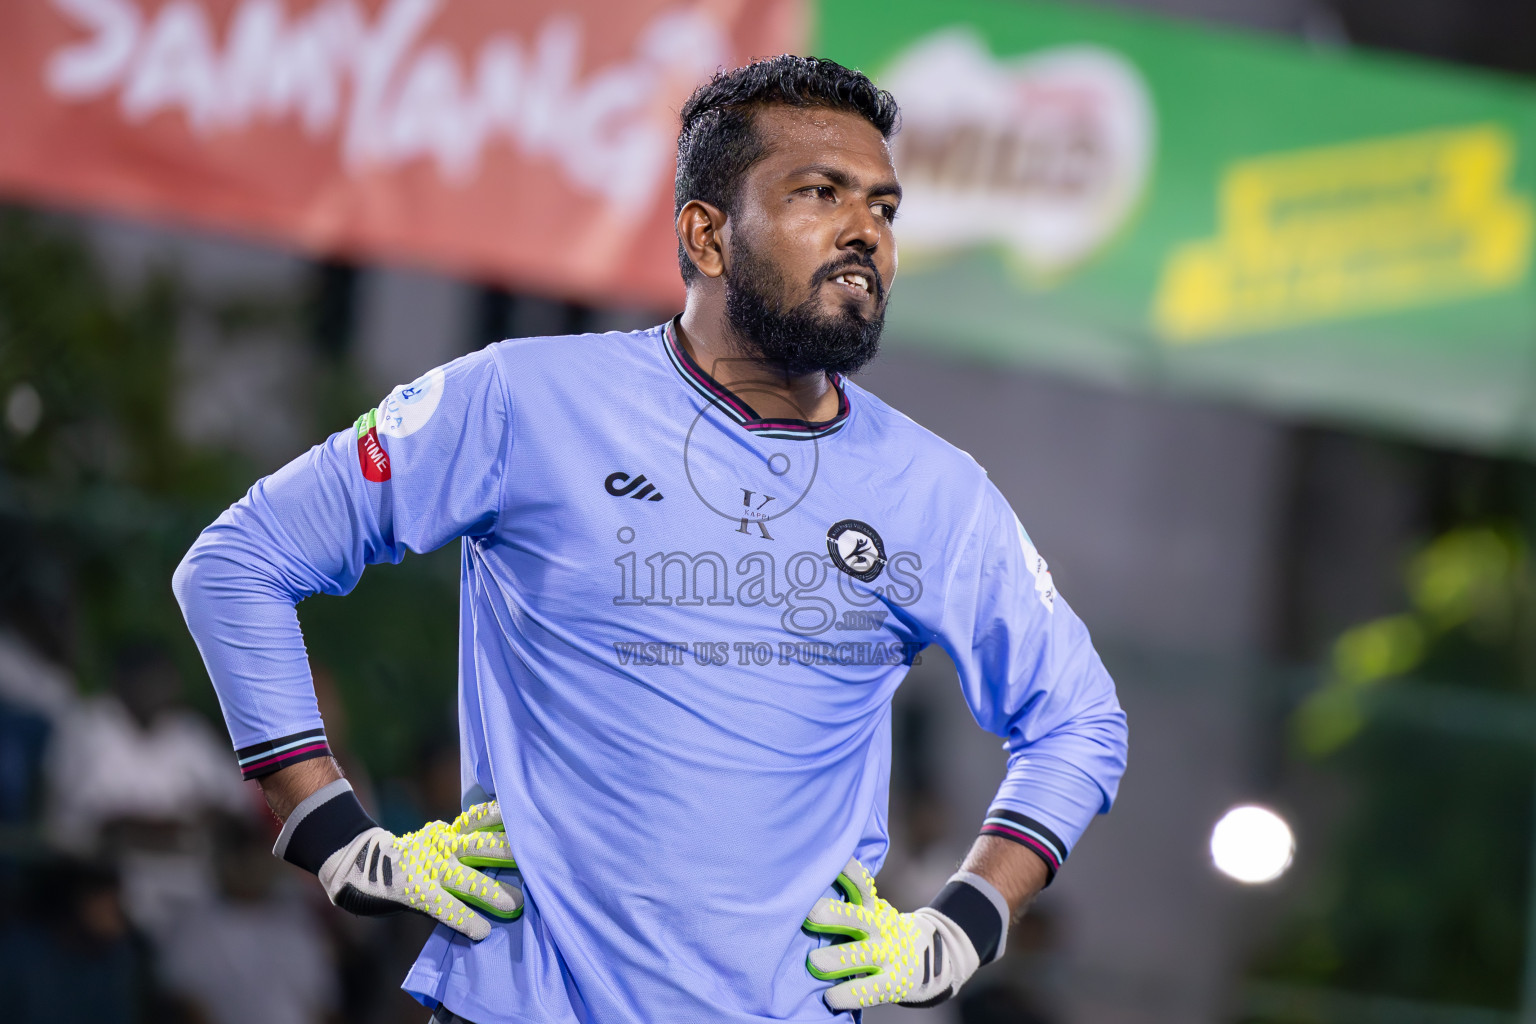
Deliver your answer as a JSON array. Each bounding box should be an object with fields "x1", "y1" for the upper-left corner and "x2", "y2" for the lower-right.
[{"x1": 1154, "y1": 125, "x2": 1533, "y2": 342}]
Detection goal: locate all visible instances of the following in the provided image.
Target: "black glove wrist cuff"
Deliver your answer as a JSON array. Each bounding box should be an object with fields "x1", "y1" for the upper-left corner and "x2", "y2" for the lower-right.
[
  {"x1": 271, "y1": 778, "x2": 377, "y2": 875},
  {"x1": 930, "y1": 871, "x2": 1010, "y2": 965}
]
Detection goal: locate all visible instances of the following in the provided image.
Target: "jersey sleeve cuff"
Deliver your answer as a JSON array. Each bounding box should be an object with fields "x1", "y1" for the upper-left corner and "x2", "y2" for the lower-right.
[
  {"x1": 979, "y1": 807, "x2": 1068, "y2": 883},
  {"x1": 235, "y1": 728, "x2": 331, "y2": 780}
]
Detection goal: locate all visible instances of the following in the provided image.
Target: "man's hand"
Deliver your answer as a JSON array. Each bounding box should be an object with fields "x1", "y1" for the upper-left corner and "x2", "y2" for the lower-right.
[
  {"x1": 318, "y1": 801, "x2": 523, "y2": 940},
  {"x1": 274, "y1": 779, "x2": 522, "y2": 941},
  {"x1": 804, "y1": 857, "x2": 1010, "y2": 1012}
]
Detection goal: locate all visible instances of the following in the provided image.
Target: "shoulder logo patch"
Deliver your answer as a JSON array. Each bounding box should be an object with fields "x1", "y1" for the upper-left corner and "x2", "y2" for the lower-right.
[
  {"x1": 827, "y1": 519, "x2": 887, "y2": 582},
  {"x1": 1016, "y1": 518, "x2": 1056, "y2": 613},
  {"x1": 378, "y1": 366, "x2": 445, "y2": 438}
]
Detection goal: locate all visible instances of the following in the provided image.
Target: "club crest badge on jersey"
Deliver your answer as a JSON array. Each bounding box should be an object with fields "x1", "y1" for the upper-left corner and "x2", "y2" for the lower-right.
[
  {"x1": 827, "y1": 520, "x2": 888, "y2": 583},
  {"x1": 1016, "y1": 518, "x2": 1056, "y2": 613},
  {"x1": 378, "y1": 367, "x2": 445, "y2": 438}
]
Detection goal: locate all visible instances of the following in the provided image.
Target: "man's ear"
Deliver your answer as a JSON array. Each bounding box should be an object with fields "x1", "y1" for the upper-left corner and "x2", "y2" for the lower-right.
[{"x1": 676, "y1": 200, "x2": 727, "y2": 280}]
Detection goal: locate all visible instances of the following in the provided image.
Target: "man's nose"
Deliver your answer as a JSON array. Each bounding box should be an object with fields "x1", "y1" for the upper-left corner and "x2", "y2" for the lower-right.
[{"x1": 837, "y1": 203, "x2": 883, "y2": 253}]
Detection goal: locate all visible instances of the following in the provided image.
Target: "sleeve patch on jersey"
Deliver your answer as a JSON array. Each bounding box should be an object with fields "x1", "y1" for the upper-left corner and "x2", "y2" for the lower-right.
[
  {"x1": 354, "y1": 409, "x2": 391, "y2": 482},
  {"x1": 378, "y1": 366, "x2": 445, "y2": 438},
  {"x1": 1015, "y1": 518, "x2": 1056, "y2": 613}
]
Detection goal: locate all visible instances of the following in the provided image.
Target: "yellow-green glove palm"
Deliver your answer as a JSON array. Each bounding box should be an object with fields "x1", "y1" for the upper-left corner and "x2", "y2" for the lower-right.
[
  {"x1": 804, "y1": 858, "x2": 983, "y2": 1011},
  {"x1": 319, "y1": 800, "x2": 522, "y2": 940}
]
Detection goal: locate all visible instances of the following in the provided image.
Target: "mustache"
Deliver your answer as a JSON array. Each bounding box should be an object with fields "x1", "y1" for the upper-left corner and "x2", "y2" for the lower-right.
[{"x1": 812, "y1": 254, "x2": 885, "y2": 305}]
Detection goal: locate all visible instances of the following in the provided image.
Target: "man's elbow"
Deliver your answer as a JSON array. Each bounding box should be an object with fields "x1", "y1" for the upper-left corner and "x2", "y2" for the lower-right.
[
  {"x1": 172, "y1": 523, "x2": 239, "y2": 620},
  {"x1": 1030, "y1": 705, "x2": 1129, "y2": 807},
  {"x1": 1084, "y1": 706, "x2": 1130, "y2": 807},
  {"x1": 171, "y1": 533, "x2": 210, "y2": 619},
  {"x1": 1082, "y1": 703, "x2": 1130, "y2": 777}
]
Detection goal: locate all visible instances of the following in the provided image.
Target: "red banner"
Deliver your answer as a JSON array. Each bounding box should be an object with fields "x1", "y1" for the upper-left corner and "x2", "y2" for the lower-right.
[{"x1": 0, "y1": 0, "x2": 805, "y2": 308}]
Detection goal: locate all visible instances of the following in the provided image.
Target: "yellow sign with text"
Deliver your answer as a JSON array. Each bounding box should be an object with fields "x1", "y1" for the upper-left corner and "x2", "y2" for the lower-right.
[{"x1": 1153, "y1": 125, "x2": 1532, "y2": 342}]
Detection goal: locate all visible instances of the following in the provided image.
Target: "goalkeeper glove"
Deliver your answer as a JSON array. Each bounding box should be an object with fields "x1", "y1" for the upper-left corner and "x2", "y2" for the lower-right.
[
  {"x1": 272, "y1": 779, "x2": 522, "y2": 940},
  {"x1": 804, "y1": 857, "x2": 1009, "y2": 1011}
]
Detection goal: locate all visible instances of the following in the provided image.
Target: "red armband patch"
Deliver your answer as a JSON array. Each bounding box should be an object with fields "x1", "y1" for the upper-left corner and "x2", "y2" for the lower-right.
[{"x1": 355, "y1": 409, "x2": 391, "y2": 482}]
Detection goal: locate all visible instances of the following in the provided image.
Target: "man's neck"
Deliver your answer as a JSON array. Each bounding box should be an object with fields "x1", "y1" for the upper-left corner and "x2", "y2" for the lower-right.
[{"x1": 676, "y1": 305, "x2": 839, "y2": 423}]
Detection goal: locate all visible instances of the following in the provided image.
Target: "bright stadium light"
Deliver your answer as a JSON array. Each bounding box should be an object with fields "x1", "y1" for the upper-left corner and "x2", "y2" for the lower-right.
[{"x1": 1210, "y1": 805, "x2": 1295, "y2": 884}]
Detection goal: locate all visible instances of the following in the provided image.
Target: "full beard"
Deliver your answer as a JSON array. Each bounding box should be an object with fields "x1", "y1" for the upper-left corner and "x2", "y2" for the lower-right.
[{"x1": 723, "y1": 234, "x2": 884, "y2": 377}]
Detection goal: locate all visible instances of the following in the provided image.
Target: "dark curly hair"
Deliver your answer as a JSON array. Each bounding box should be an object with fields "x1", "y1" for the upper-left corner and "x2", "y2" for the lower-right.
[{"x1": 674, "y1": 55, "x2": 900, "y2": 283}]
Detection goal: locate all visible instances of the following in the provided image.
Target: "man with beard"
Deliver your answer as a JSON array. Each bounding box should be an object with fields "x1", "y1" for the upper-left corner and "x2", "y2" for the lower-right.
[{"x1": 174, "y1": 56, "x2": 1127, "y2": 1023}]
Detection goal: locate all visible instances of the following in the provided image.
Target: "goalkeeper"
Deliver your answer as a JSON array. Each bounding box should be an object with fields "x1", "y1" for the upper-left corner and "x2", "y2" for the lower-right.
[{"x1": 174, "y1": 55, "x2": 1127, "y2": 1022}]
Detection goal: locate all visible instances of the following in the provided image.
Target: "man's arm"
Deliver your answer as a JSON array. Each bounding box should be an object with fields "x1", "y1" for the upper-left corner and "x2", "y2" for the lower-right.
[
  {"x1": 943, "y1": 479, "x2": 1128, "y2": 889},
  {"x1": 805, "y1": 479, "x2": 1126, "y2": 1012},
  {"x1": 804, "y1": 842, "x2": 1047, "y2": 1011},
  {"x1": 175, "y1": 354, "x2": 509, "y2": 777},
  {"x1": 960, "y1": 834, "x2": 1051, "y2": 917},
  {"x1": 174, "y1": 351, "x2": 521, "y2": 937},
  {"x1": 258, "y1": 757, "x2": 345, "y2": 822}
]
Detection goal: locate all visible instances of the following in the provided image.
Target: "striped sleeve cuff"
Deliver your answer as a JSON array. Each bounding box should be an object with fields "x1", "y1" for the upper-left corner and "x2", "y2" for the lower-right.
[
  {"x1": 979, "y1": 807, "x2": 1068, "y2": 882},
  {"x1": 235, "y1": 728, "x2": 331, "y2": 780}
]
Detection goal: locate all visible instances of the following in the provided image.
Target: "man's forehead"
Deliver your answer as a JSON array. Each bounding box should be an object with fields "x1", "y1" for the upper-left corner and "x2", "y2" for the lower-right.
[{"x1": 749, "y1": 104, "x2": 895, "y2": 176}]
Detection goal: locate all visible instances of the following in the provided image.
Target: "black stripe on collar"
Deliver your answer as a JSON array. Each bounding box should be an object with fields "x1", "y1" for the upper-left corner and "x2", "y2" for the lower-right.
[{"x1": 663, "y1": 320, "x2": 849, "y2": 441}]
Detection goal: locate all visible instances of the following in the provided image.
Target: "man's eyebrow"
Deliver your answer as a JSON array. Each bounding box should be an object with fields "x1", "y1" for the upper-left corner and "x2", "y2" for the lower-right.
[{"x1": 788, "y1": 164, "x2": 904, "y2": 203}]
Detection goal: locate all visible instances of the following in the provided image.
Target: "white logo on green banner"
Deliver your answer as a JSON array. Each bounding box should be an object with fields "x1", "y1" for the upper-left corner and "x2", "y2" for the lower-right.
[{"x1": 881, "y1": 30, "x2": 1154, "y2": 283}]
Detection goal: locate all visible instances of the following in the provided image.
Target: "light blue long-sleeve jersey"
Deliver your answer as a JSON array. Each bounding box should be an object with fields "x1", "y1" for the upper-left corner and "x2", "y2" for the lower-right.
[{"x1": 173, "y1": 322, "x2": 1127, "y2": 1024}]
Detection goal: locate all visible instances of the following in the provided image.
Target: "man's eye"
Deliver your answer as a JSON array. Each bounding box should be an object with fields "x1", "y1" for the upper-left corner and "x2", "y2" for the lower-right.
[{"x1": 874, "y1": 203, "x2": 897, "y2": 223}]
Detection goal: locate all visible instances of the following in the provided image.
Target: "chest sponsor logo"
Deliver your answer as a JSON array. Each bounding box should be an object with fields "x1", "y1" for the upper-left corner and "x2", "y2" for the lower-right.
[
  {"x1": 827, "y1": 520, "x2": 887, "y2": 583},
  {"x1": 354, "y1": 408, "x2": 390, "y2": 482},
  {"x1": 606, "y1": 471, "x2": 663, "y2": 501},
  {"x1": 378, "y1": 366, "x2": 445, "y2": 438}
]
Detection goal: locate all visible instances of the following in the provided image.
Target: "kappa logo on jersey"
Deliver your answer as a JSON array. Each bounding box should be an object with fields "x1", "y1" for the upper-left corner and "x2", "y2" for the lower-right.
[
  {"x1": 737, "y1": 489, "x2": 775, "y2": 539},
  {"x1": 827, "y1": 520, "x2": 887, "y2": 583},
  {"x1": 354, "y1": 409, "x2": 390, "y2": 482},
  {"x1": 606, "y1": 472, "x2": 664, "y2": 501},
  {"x1": 378, "y1": 367, "x2": 445, "y2": 438}
]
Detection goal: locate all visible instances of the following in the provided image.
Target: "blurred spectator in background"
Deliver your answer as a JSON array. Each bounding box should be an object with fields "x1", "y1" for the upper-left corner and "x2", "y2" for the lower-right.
[
  {"x1": 158, "y1": 813, "x2": 339, "y2": 1024},
  {"x1": 310, "y1": 658, "x2": 438, "y2": 1024},
  {"x1": 44, "y1": 643, "x2": 255, "y2": 935},
  {"x1": 0, "y1": 629, "x2": 72, "y2": 827},
  {"x1": 0, "y1": 858, "x2": 169, "y2": 1023}
]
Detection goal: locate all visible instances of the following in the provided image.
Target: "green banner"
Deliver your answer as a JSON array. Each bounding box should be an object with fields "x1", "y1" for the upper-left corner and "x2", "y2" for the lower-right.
[{"x1": 814, "y1": 0, "x2": 1536, "y2": 453}]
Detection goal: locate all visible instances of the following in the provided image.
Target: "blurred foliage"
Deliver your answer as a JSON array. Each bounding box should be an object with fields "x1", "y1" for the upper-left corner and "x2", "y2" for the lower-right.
[
  {"x1": 298, "y1": 550, "x2": 461, "y2": 780},
  {"x1": 1256, "y1": 729, "x2": 1530, "y2": 1011},
  {"x1": 0, "y1": 207, "x2": 241, "y2": 692},
  {"x1": 1294, "y1": 526, "x2": 1528, "y2": 758},
  {"x1": 0, "y1": 208, "x2": 458, "y2": 779},
  {"x1": 1255, "y1": 520, "x2": 1536, "y2": 1013}
]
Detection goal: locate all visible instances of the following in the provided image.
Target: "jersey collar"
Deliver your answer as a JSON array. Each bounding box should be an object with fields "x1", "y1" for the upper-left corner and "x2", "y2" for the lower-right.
[{"x1": 662, "y1": 318, "x2": 850, "y2": 441}]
